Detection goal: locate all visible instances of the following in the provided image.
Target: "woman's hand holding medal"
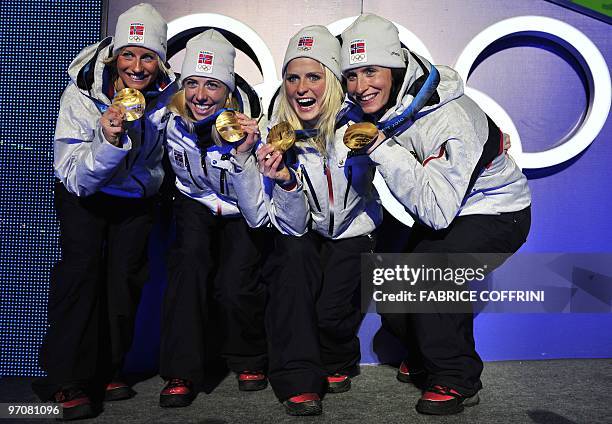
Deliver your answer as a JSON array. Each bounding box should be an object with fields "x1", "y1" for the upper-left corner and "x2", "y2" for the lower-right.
[{"x1": 101, "y1": 106, "x2": 127, "y2": 147}]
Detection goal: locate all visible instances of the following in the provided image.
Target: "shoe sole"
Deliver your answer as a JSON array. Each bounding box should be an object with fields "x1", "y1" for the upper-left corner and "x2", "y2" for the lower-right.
[
  {"x1": 238, "y1": 380, "x2": 268, "y2": 392},
  {"x1": 416, "y1": 393, "x2": 480, "y2": 415},
  {"x1": 284, "y1": 401, "x2": 323, "y2": 416},
  {"x1": 396, "y1": 371, "x2": 412, "y2": 383},
  {"x1": 327, "y1": 378, "x2": 351, "y2": 394},
  {"x1": 60, "y1": 403, "x2": 96, "y2": 421},
  {"x1": 397, "y1": 370, "x2": 427, "y2": 389},
  {"x1": 159, "y1": 393, "x2": 196, "y2": 408},
  {"x1": 104, "y1": 386, "x2": 136, "y2": 401}
]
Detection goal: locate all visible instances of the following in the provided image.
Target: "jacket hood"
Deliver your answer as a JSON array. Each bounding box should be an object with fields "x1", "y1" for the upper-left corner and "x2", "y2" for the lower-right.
[{"x1": 380, "y1": 49, "x2": 464, "y2": 122}]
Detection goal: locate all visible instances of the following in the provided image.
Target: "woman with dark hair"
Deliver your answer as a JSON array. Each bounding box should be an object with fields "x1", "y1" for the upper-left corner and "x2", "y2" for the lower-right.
[
  {"x1": 159, "y1": 29, "x2": 268, "y2": 408},
  {"x1": 339, "y1": 13, "x2": 531, "y2": 416},
  {"x1": 35, "y1": 3, "x2": 177, "y2": 420},
  {"x1": 251, "y1": 25, "x2": 381, "y2": 416}
]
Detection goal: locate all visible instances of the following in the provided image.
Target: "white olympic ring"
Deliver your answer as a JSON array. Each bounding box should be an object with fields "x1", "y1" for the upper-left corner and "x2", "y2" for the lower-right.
[
  {"x1": 455, "y1": 16, "x2": 611, "y2": 169},
  {"x1": 168, "y1": 14, "x2": 610, "y2": 227},
  {"x1": 168, "y1": 13, "x2": 279, "y2": 104}
]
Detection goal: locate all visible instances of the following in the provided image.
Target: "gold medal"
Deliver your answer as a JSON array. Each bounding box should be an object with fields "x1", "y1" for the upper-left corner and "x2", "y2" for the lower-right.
[
  {"x1": 112, "y1": 88, "x2": 146, "y2": 121},
  {"x1": 215, "y1": 110, "x2": 246, "y2": 143},
  {"x1": 343, "y1": 122, "x2": 379, "y2": 150},
  {"x1": 267, "y1": 121, "x2": 296, "y2": 153}
]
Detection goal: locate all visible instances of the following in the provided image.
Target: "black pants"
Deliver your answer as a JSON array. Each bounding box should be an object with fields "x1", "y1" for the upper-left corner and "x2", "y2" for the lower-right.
[
  {"x1": 264, "y1": 231, "x2": 375, "y2": 401},
  {"x1": 34, "y1": 182, "x2": 155, "y2": 401},
  {"x1": 159, "y1": 194, "x2": 267, "y2": 385},
  {"x1": 381, "y1": 207, "x2": 531, "y2": 396}
]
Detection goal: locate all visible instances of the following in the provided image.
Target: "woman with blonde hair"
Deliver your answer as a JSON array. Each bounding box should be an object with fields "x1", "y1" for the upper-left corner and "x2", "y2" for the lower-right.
[
  {"x1": 254, "y1": 25, "x2": 381, "y2": 416},
  {"x1": 159, "y1": 29, "x2": 268, "y2": 408},
  {"x1": 34, "y1": 3, "x2": 177, "y2": 420}
]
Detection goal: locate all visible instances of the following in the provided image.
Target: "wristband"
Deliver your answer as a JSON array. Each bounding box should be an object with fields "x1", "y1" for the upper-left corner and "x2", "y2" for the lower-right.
[{"x1": 278, "y1": 171, "x2": 297, "y2": 191}]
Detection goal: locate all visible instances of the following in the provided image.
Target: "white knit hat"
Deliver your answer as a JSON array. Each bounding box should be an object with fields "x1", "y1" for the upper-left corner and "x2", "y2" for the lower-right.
[
  {"x1": 283, "y1": 25, "x2": 342, "y2": 81},
  {"x1": 180, "y1": 30, "x2": 236, "y2": 92},
  {"x1": 113, "y1": 3, "x2": 167, "y2": 62},
  {"x1": 340, "y1": 14, "x2": 406, "y2": 72}
]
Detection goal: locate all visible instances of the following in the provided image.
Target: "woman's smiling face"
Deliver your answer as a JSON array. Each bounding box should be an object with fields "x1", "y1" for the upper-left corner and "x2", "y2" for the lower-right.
[
  {"x1": 284, "y1": 57, "x2": 327, "y2": 127},
  {"x1": 345, "y1": 66, "x2": 393, "y2": 114},
  {"x1": 183, "y1": 76, "x2": 229, "y2": 121},
  {"x1": 116, "y1": 46, "x2": 160, "y2": 91}
]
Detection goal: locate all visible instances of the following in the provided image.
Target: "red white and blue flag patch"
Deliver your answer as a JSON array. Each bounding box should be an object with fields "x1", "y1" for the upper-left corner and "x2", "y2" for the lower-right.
[
  {"x1": 196, "y1": 50, "x2": 214, "y2": 73},
  {"x1": 128, "y1": 23, "x2": 145, "y2": 43},
  {"x1": 172, "y1": 148, "x2": 186, "y2": 169},
  {"x1": 297, "y1": 36, "x2": 314, "y2": 51},
  {"x1": 349, "y1": 39, "x2": 367, "y2": 64}
]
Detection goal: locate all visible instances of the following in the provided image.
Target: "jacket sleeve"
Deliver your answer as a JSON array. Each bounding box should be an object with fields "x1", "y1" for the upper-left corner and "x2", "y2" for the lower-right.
[
  {"x1": 228, "y1": 151, "x2": 270, "y2": 228},
  {"x1": 53, "y1": 84, "x2": 131, "y2": 196},
  {"x1": 369, "y1": 126, "x2": 481, "y2": 230},
  {"x1": 229, "y1": 149, "x2": 310, "y2": 235},
  {"x1": 267, "y1": 167, "x2": 310, "y2": 236}
]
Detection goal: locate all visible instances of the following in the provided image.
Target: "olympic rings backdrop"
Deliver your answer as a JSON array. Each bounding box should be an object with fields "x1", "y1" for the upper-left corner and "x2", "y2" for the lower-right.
[
  {"x1": 111, "y1": 0, "x2": 612, "y2": 370},
  {"x1": 2, "y1": 0, "x2": 612, "y2": 375}
]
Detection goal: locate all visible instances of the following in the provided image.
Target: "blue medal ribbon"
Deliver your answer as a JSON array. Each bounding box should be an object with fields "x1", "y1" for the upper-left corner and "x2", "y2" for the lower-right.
[
  {"x1": 294, "y1": 128, "x2": 319, "y2": 139},
  {"x1": 337, "y1": 64, "x2": 440, "y2": 139},
  {"x1": 379, "y1": 65, "x2": 440, "y2": 138}
]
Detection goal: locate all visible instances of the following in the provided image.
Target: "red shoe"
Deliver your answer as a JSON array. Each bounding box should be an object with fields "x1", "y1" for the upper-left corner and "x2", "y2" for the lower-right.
[
  {"x1": 326, "y1": 373, "x2": 351, "y2": 393},
  {"x1": 237, "y1": 371, "x2": 268, "y2": 391},
  {"x1": 104, "y1": 381, "x2": 136, "y2": 401},
  {"x1": 53, "y1": 387, "x2": 95, "y2": 421},
  {"x1": 396, "y1": 360, "x2": 426, "y2": 388},
  {"x1": 159, "y1": 378, "x2": 196, "y2": 408},
  {"x1": 416, "y1": 385, "x2": 480, "y2": 415},
  {"x1": 283, "y1": 393, "x2": 322, "y2": 416}
]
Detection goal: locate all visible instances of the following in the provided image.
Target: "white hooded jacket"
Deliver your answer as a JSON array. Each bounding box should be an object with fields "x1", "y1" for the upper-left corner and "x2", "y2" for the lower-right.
[
  {"x1": 361, "y1": 51, "x2": 531, "y2": 230},
  {"x1": 164, "y1": 81, "x2": 271, "y2": 227},
  {"x1": 253, "y1": 98, "x2": 383, "y2": 239},
  {"x1": 54, "y1": 37, "x2": 177, "y2": 198}
]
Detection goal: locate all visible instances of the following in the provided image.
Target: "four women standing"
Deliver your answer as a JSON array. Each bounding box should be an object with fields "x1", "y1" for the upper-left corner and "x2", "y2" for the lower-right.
[{"x1": 38, "y1": 5, "x2": 531, "y2": 420}]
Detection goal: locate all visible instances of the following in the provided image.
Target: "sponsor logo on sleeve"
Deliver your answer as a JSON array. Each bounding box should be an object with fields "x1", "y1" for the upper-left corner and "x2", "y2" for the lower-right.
[{"x1": 172, "y1": 148, "x2": 187, "y2": 169}]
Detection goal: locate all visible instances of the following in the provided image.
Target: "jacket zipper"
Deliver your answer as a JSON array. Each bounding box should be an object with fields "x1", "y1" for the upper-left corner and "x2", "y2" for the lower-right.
[
  {"x1": 219, "y1": 154, "x2": 231, "y2": 195},
  {"x1": 300, "y1": 165, "x2": 321, "y2": 212},
  {"x1": 185, "y1": 154, "x2": 205, "y2": 190},
  {"x1": 220, "y1": 169, "x2": 227, "y2": 195},
  {"x1": 201, "y1": 153, "x2": 208, "y2": 176},
  {"x1": 324, "y1": 160, "x2": 334, "y2": 236},
  {"x1": 343, "y1": 165, "x2": 352, "y2": 210}
]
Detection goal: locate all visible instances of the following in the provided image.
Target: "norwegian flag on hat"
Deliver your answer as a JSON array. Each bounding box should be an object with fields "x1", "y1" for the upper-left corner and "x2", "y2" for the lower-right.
[
  {"x1": 349, "y1": 39, "x2": 367, "y2": 64},
  {"x1": 128, "y1": 22, "x2": 145, "y2": 43},
  {"x1": 297, "y1": 36, "x2": 314, "y2": 51},
  {"x1": 350, "y1": 40, "x2": 365, "y2": 54},
  {"x1": 196, "y1": 50, "x2": 214, "y2": 73}
]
